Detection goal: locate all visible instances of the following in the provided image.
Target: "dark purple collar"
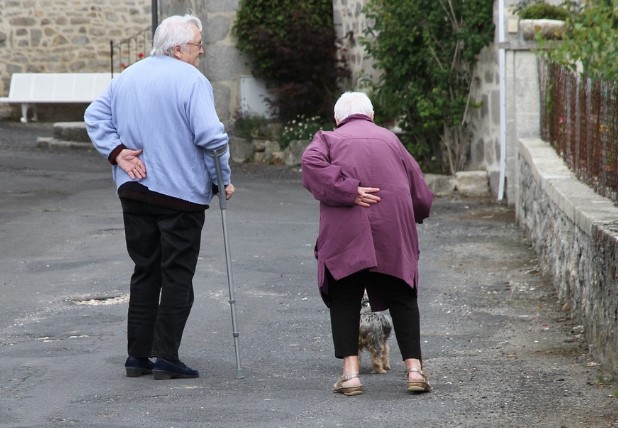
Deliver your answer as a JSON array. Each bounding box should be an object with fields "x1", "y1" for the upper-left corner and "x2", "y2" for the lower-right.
[{"x1": 337, "y1": 114, "x2": 373, "y2": 128}]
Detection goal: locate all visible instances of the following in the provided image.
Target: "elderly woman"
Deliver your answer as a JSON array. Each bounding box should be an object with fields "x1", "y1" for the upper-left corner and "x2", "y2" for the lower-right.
[{"x1": 301, "y1": 92, "x2": 433, "y2": 395}]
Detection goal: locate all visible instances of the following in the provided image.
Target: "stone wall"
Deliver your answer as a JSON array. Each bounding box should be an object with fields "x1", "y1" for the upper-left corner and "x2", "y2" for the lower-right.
[
  {"x1": 332, "y1": 0, "x2": 378, "y2": 88},
  {"x1": 0, "y1": 0, "x2": 247, "y2": 124},
  {"x1": 517, "y1": 138, "x2": 618, "y2": 375},
  {"x1": 508, "y1": 10, "x2": 617, "y2": 373},
  {"x1": 2, "y1": 0, "x2": 359, "y2": 125},
  {"x1": 158, "y1": 0, "x2": 249, "y2": 125},
  {"x1": 466, "y1": 44, "x2": 501, "y2": 177},
  {"x1": 0, "y1": 0, "x2": 151, "y2": 119}
]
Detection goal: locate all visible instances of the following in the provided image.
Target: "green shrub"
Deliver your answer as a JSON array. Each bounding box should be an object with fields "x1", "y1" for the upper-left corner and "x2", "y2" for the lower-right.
[
  {"x1": 517, "y1": 2, "x2": 569, "y2": 20},
  {"x1": 232, "y1": 0, "x2": 350, "y2": 122},
  {"x1": 361, "y1": 0, "x2": 494, "y2": 174},
  {"x1": 540, "y1": 0, "x2": 618, "y2": 81}
]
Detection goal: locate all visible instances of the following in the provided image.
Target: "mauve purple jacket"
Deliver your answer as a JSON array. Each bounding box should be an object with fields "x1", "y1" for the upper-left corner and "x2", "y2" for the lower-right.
[{"x1": 301, "y1": 114, "x2": 433, "y2": 310}]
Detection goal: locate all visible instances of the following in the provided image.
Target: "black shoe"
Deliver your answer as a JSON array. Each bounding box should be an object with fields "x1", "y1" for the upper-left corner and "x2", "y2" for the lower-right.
[
  {"x1": 153, "y1": 358, "x2": 199, "y2": 380},
  {"x1": 125, "y1": 356, "x2": 154, "y2": 377}
]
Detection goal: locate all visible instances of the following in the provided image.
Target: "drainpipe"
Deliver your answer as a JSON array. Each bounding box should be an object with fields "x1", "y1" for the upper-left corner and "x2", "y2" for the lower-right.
[
  {"x1": 152, "y1": 0, "x2": 158, "y2": 39},
  {"x1": 498, "y1": 0, "x2": 507, "y2": 201}
]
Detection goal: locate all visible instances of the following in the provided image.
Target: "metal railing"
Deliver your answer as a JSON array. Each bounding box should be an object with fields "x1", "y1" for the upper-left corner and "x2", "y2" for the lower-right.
[
  {"x1": 540, "y1": 59, "x2": 618, "y2": 204},
  {"x1": 110, "y1": 26, "x2": 152, "y2": 77}
]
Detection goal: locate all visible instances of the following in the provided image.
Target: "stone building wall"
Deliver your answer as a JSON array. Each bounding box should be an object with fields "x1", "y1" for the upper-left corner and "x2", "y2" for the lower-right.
[
  {"x1": 466, "y1": 45, "x2": 501, "y2": 175},
  {"x1": 0, "y1": 0, "x2": 247, "y2": 124},
  {"x1": 332, "y1": 0, "x2": 378, "y2": 88},
  {"x1": 158, "y1": 0, "x2": 250, "y2": 125},
  {"x1": 0, "y1": 0, "x2": 152, "y2": 119}
]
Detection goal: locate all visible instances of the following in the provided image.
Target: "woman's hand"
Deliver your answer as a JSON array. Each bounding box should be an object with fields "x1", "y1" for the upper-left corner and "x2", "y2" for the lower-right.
[{"x1": 354, "y1": 186, "x2": 380, "y2": 207}]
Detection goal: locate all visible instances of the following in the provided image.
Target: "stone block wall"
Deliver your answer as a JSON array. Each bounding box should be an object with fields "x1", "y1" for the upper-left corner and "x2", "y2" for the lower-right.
[
  {"x1": 503, "y1": 0, "x2": 617, "y2": 374},
  {"x1": 0, "y1": 0, "x2": 248, "y2": 124},
  {"x1": 0, "y1": 0, "x2": 151, "y2": 118},
  {"x1": 332, "y1": 0, "x2": 378, "y2": 88},
  {"x1": 158, "y1": 0, "x2": 250, "y2": 125},
  {"x1": 466, "y1": 44, "x2": 501, "y2": 176},
  {"x1": 517, "y1": 138, "x2": 618, "y2": 374}
]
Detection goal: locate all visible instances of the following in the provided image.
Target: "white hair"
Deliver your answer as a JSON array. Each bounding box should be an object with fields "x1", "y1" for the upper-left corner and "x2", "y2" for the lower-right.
[
  {"x1": 333, "y1": 92, "x2": 374, "y2": 122},
  {"x1": 150, "y1": 15, "x2": 202, "y2": 57}
]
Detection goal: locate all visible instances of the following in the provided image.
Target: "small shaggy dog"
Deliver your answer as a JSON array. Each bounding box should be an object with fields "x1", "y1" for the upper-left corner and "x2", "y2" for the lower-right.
[{"x1": 358, "y1": 293, "x2": 392, "y2": 374}]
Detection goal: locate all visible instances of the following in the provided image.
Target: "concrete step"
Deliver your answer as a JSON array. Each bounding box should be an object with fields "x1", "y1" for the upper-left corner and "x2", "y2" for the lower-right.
[{"x1": 36, "y1": 121, "x2": 92, "y2": 149}]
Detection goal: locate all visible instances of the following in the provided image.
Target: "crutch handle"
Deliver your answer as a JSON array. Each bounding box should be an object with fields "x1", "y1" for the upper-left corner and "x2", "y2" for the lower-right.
[
  {"x1": 206, "y1": 144, "x2": 228, "y2": 159},
  {"x1": 206, "y1": 145, "x2": 229, "y2": 210}
]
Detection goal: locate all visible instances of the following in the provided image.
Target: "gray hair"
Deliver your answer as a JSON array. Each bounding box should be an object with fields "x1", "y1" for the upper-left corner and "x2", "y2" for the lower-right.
[
  {"x1": 333, "y1": 92, "x2": 374, "y2": 122},
  {"x1": 150, "y1": 15, "x2": 202, "y2": 57}
]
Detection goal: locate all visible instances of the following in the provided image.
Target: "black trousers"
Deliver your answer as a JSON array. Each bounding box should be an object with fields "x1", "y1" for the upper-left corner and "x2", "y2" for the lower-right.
[
  {"x1": 328, "y1": 269, "x2": 422, "y2": 361},
  {"x1": 120, "y1": 198, "x2": 205, "y2": 361}
]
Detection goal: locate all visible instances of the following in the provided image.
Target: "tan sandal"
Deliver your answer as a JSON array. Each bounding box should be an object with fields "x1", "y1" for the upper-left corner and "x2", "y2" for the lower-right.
[
  {"x1": 332, "y1": 373, "x2": 363, "y2": 396},
  {"x1": 406, "y1": 368, "x2": 431, "y2": 393}
]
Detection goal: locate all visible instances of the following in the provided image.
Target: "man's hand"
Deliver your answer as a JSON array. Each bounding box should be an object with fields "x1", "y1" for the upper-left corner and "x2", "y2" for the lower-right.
[
  {"x1": 224, "y1": 183, "x2": 235, "y2": 200},
  {"x1": 116, "y1": 148, "x2": 146, "y2": 180},
  {"x1": 354, "y1": 186, "x2": 380, "y2": 207}
]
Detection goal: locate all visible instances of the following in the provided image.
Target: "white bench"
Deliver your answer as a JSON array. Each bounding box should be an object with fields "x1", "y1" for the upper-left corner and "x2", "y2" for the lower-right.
[{"x1": 0, "y1": 73, "x2": 112, "y2": 123}]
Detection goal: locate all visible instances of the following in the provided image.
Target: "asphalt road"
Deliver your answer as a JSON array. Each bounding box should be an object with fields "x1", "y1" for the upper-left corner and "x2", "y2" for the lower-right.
[{"x1": 0, "y1": 121, "x2": 616, "y2": 427}]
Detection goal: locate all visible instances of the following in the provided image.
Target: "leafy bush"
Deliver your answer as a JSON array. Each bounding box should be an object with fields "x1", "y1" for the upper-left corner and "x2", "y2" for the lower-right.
[
  {"x1": 232, "y1": 0, "x2": 350, "y2": 122},
  {"x1": 517, "y1": 1, "x2": 569, "y2": 20},
  {"x1": 361, "y1": 0, "x2": 494, "y2": 174},
  {"x1": 541, "y1": 0, "x2": 618, "y2": 81}
]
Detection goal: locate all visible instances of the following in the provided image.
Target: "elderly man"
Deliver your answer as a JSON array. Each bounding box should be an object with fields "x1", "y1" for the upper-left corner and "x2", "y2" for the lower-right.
[
  {"x1": 85, "y1": 14, "x2": 234, "y2": 380},
  {"x1": 301, "y1": 92, "x2": 433, "y2": 395}
]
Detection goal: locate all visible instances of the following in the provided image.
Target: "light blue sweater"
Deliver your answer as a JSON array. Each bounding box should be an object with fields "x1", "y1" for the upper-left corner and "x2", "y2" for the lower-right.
[{"x1": 85, "y1": 55, "x2": 230, "y2": 205}]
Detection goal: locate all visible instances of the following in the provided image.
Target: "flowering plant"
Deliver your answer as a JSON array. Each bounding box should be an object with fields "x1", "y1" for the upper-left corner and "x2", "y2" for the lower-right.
[{"x1": 280, "y1": 115, "x2": 334, "y2": 149}]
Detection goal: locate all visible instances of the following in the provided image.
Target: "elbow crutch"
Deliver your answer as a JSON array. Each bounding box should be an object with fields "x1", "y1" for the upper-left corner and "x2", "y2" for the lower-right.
[{"x1": 206, "y1": 144, "x2": 244, "y2": 379}]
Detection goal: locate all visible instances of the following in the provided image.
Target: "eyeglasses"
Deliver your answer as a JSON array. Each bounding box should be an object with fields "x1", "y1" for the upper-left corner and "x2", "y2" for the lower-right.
[{"x1": 186, "y1": 41, "x2": 203, "y2": 49}]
